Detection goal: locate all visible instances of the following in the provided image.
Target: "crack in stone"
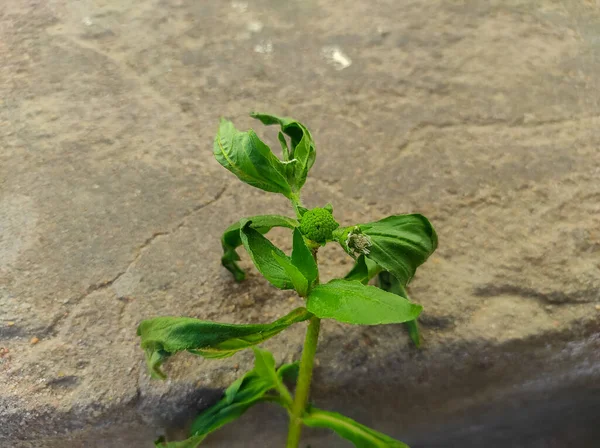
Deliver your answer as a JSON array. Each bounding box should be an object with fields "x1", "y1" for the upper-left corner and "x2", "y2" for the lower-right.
[
  {"x1": 46, "y1": 186, "x2": 229, "y2": 335},
  {"x1": 170, "y1": 185, "x2": 228, "y2": 233}
]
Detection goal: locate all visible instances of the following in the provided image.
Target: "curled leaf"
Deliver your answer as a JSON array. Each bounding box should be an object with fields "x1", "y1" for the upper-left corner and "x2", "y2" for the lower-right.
[
  {"x1": 137, "y1": 308, "x2": 311, "y2": 379},
  {"x1": 337, "y1": 214, "x2": 437, "y2": 286},
  {"x1": 157, "y1": 350, "x2": 297, "y2": 446},
  {"x1": 214, "y1": 118, "x2": 293, "y2": 197},
  {"x1": 220, "y1": 215, "x2": 298, "y2": 282},
  {"x1": 189, "y1": 350, "x2": 297, "y2": 438},
  {"x1": 240, "y1": 221, "x2": 294, "y2": 290},
  {"x1": 250, "y1": 112, "x2": 316, "y2": 190}
]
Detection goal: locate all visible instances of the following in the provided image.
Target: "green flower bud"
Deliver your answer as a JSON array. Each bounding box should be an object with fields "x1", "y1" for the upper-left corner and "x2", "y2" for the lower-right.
[{"x1": 299, "y1": 207, "x2": 339, "y2": 244}]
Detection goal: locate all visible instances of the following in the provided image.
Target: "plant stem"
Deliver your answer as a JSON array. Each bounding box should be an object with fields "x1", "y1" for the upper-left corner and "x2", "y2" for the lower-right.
[
  {"x1": 290, "y1": 193, "x2": 303, "y2": 219},
  {"x1": 286, "y1": 315, "x2": 321, "y2": 448},
  {"x1": 286, "y1": 198, "x2": 319, "y2": 447}
]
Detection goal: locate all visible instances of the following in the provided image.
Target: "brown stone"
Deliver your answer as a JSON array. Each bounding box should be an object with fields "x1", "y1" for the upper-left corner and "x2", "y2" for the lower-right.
[{"x1": 1, "y1": 1, "x2": 599, "y2": 447}]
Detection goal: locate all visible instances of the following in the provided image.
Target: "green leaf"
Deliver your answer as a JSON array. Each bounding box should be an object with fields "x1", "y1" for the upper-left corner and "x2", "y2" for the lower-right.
[
  {"x1": 251, "y1": 347, "x2": 277, "y2": 381},
  {"x1": 403, "y1": 319, "x2": 421, "y2": 348},
  {"x1": 221, "y1": 215, "x2": 298, "y2": 282},
  {"x1": 272, "y1": 251, "x2": 309, "y2": 297},
  {"x1": 302, "y1": 408, "x2": 409, "y2": 448},
  {"x1": 344, "y1": 255, "x2": 382, "y2": 285},
  {"x1": 277, "y1": 131, "x2": 291, "y2": 161},
  {"x1": 341, "y1": 214, "x2": 437, "y2": 286},
  {"x1": 297, "y1": 206, "x2": 308, "y2": 217},
  {"x1": 306, "y1": 279, "x2": 422, "y2": 325},
  {"x1": 277, "y1": 361, "x2": 299, "y2": 384},
  {"x1": 378, "y1": 271, "x2": 421, "y2": 347},
  {"x1": 251, "y1": 347, "x2": 293, "y2": 406},
  {"x1": 291, "y1": 228, "x2": 318, "y2": 287},
  {"x1": 189, "y1": 369, "x2": 273, "y2": 438},
  {"x1": 137, "y1": 308, "x2": 311, "y2": 379},
  {"x1": 250, "y1": 113, "x2": 306, "y2": 150},
  {"x1": 240, "y1": 220, "x2": 294, "y2": 289},
  {"x1": 189, "y1": 355, "x2": 298, "y2": 439},
  {"x1": 250, "y1": 112, "x2": 316, "y2": 191},
  {"x1": 290, "y1": 130, "x2": 316, "y2": 190},
  {"x1": 154, "y1": 435, "x2": 206, "y2": 448},
  {"x1": 214, "y1": 118, "x2": 293, "y2": 197}
]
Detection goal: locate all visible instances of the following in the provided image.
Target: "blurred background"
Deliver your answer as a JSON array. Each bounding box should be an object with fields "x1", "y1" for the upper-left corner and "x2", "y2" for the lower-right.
[{"x1": 1, "y1": 1, "x2": 599, "y2": 447}]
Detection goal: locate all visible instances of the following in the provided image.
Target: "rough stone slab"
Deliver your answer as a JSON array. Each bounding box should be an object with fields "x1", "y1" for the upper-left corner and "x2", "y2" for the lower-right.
[{"x1": 1, "y1": 0, "x2": 600, "y2": 447}]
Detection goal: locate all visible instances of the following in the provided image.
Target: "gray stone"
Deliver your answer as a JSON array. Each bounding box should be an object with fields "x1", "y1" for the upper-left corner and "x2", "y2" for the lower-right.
[{"x1": 1, "y1": 0, "x2": 599, "y2": 447}]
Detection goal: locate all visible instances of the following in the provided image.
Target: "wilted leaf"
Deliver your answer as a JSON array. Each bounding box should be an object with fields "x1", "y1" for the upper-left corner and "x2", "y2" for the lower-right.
[
  {"x1": 137, "y1": 308, "x2": 311, "y2": 379},
  {"x1": 339, "y1": 215, "x2": 437, "y2": 286},
  {"x1": 189, "y1": 350, "x2": 297, "y2": 438},
  {"x1": 250, "y1": 112, "x2": 316, "y2": 190},
  {"x1": 214, "y1": 118, "x2": 293, "y2": 196},
  {"x1": 220, "y1": 215, "x2": 298, "y2": 282},
  {"x1": 240, "y1": 221, "x2": 294, "y2": 289}
]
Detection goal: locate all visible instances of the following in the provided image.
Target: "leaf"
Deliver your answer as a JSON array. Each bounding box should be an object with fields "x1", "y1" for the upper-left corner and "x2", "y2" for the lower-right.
[
  {"x1": 250, "y1": 113, "x2": 307, "y2": 150},
  {"x1": 272, "y1": 251, "x2": 309, "y2": 297},
  {"x1": 302, "y1": 408, "x2": 409, "y2": 448},
  {"x1": 378, "y1": 271, "x2": 421, "y2": 347},
  {"x1": 352, "y1": 214, "x2": 437, "y2": 286},
  {"x1": 189, "y1": 369, "x2": 273, "y2": 438},
  {"x1": 403, "y1": 319, "x2": 421, "y2": 348},
  {"x1": 306, "y1": 279, "x2": 422, "y2": 325},
  {"x1": 240, "y1": 221, "x2": 294, "y2": 289},
  {"x1": 250, "y1": 112, "x2": 316, "y2": 190},
  {"x1": 221, "y1": 215, "x2": 298, "y2": 282},
  {"x1": 277, "y1": 361, "x2": 299, "y2": 384},
  {"x1": 214, "y1": 118, "x2": 292, "y2": 197},
  {"x1": 291, "y1": 228, "x2": 318, "y2": 287},
  {"x1": 154, "y1": 435, "x2": 206, "y2": 448},
  {"x1": 251, "y1": 347, "x2": 277, "y2": 382},
  {"x1": 137, "y1": 308, "x2": 311, "y2": 379},
  {"x1": 189, "y1": 355, "x2": 298, "y2": 438},
  {"x1": 297, "y1": 206, "x2": 309, "y2": 217},
  {"x1": 251, "y1": 347, "x2": 293, "y2": 406},
  {"x1": 290, "y1": 130, "x2": 316, "y2": 190},
  {"x1": 344, "y1": 255, "x2": 381, "y2": 285},
  {"x1": 277, "y1": 131, "x2": 291, "y2": 161}
]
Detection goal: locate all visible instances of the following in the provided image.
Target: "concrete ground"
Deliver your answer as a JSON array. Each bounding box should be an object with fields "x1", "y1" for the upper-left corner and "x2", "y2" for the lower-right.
[{"x1": 1, "y1": 1, "x2": 600, "y2": 447}]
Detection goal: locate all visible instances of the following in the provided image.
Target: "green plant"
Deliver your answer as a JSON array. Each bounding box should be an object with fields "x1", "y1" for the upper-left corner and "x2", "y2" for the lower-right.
[{"x1": 137, "y1": 113, "x2": 438, "y2": 447}]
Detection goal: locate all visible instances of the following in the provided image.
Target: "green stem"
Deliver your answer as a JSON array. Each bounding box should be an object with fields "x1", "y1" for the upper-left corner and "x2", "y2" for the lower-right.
[
  {"x1": 286, "y1": 196, "x2": 318, "y2": 447},
  {"x1": 286, "y1": 315, "x2": 321, "y2": 448},
  {"x1": 274, "y1": 376, "x2": 294, "y2": 409},
  {"x1": 290, "y1": 192, "x2": 303, "y2": 219}
]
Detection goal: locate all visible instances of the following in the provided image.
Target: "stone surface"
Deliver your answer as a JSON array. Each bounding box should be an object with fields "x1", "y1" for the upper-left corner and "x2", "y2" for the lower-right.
[{"x1": 1, "y1": 0, "x2": 600, "y2": 447}]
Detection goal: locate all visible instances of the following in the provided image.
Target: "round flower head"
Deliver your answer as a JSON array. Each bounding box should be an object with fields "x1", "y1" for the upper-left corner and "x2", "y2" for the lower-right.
[{"x1": 299, "y1": 207, "x2": 339, "y2": 244}]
